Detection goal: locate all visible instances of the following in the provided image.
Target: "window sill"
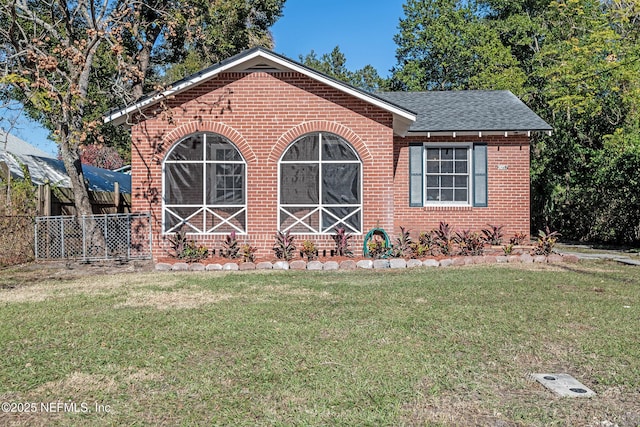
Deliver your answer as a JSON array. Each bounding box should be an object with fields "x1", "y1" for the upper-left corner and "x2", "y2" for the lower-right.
[{"x1": 420, "y1": 205, "x2": 474, "y2": 211}]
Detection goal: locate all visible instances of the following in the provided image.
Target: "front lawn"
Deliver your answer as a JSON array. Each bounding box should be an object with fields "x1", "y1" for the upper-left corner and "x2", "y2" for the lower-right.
[{"x1": 1, "y1": 261, "x2": 639, "y2": 425}]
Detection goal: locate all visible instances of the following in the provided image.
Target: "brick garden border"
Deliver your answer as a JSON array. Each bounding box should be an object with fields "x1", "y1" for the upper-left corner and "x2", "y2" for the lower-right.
[{"x1": 155, "y1": 253, "x2": 579, "y2": 272}]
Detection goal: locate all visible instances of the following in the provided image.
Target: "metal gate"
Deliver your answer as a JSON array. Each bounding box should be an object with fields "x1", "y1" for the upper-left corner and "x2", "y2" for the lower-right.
[{"x1": 35, "y1": 213, "x2": 152, "y2": 261}]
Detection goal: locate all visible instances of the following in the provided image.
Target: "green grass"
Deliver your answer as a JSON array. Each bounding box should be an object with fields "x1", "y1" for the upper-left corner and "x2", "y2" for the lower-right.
[{"x1": 1, "y1": 261, "x2": 639, "y2": 426}]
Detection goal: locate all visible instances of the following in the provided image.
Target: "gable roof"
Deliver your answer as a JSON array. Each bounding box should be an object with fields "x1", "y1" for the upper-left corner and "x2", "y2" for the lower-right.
[
  {"x1": 377, "y1": 90, "x2": 552, "y2": 134},
  {"x1": 104, "y1": 47, "x2": 418, "y2": 136},
  {"x1": 104, "y1": 48, "x2": 551, "y2": 137}
]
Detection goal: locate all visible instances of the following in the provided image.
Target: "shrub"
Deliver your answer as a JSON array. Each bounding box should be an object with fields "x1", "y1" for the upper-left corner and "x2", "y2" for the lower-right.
[
  {"x1": 502, "y1": 243, "x2": 514, "y2": 255},
  {"x1": 332, "y1": 227, "x2": 353, "y2": 257},
  {"x1": 410, "y1": 231, "x2": 436, "y2": 258},
  {"x1": 434, "y1": 222, "x2": 455, "y2": 255},
  {"x1": 367, "y1": 240, "x2": 388, "y2": 259},
  {"x1": 482, "y1": 224, "x2": 504, "y2": 245},
  {"x1": 221, "y1": 231, "x2": 239, "y2": 259},
  {"x1": 180, "y1": 241, "x2": 209, "y2": 262},
  {"x1": 510, "y1": 232, "x2": 528, "y2": 245},
  {"x1": 390, "y1": 226, "x2": 413, "y2": 258},
  {"x1": 301, "y1": 240, "x2": 317, "y2": 261},
  {"x1": 456, "y1": 229, "x2": 485, "y2": 256},
  {"x1": 531, "y1": 227, "x2": 560, "y2": 256},
  {"x1": 168, "y1": 228, "x2": 188, "y2": 258},
  {"x1": 168, "y1": 228, "x2": 208, "y2": 262},
  {"x1": 240, "y1": 243, "x2": 256, "y2": 263},
  {"x1": 273, "y1": 230, "x2": 296, "y2": 261}
]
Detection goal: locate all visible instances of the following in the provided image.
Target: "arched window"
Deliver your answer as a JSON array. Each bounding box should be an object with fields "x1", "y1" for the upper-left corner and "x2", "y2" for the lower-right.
[
  {"x1": 163, "y1": 133, "x2": 246, "y2": 234},
  {"x1": 279, "y1": 132, "x2": 362, "y2": 234}
]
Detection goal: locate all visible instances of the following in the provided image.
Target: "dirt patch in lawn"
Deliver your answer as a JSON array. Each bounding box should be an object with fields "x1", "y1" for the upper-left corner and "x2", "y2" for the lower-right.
[
  {"x1": 34, "y1": 372, "x2": 119, "y2": 398},
  {"x1": 0, "y1": 367, "x2": 163, "y2": 427},
  {"x1": 116, "y1": 289, "x2": 235, "y2": 310},
  {"x1": 0, "y1": 270, "x2": 177, "y2": 304},
  {"x1": 0, "y1": 260, "x2": 154, "y2": 292},
  {"x1": 249, "y1": 284, "x2": 335, "y2": 300}
]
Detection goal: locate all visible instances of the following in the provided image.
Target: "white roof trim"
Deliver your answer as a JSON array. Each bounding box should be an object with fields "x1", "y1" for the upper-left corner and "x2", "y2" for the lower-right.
[
  {"x1": 104, "y1": 49, "x2": 417, "y2": 130},
  {"x1": 415, "y1": 130, "x2": 545, "y2": 138}
]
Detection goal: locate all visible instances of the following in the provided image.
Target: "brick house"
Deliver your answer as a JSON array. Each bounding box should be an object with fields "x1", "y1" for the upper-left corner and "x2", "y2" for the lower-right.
[{"x1": 105, "y1": 47, "x2": 551, "y2": 260}]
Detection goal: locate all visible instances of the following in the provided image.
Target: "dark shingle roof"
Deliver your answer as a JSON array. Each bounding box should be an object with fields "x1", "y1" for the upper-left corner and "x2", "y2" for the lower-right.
[{"x1": 377, "y1": 90, "x2": 552, "y2": 133}]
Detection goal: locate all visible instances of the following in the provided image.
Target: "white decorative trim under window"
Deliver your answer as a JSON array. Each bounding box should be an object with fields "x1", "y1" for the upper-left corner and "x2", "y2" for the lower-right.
[
  {"x1": 278, "y1": 132, "x2": 362, "y2": 234},
  {"x1": 163, "y1": 132, "x2": 247, "y2": 234}
]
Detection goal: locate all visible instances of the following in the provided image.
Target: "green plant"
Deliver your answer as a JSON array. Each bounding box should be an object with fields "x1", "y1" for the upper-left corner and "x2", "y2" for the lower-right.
[
  {"x1": 434, "y1": 222, "x2": 455, "y2": 255},
  {"x1": 273, "y1": 230, "x2": 296, "y2": 261},
  {"x1": 168, "y1": 228, "x2": 188, "y2": 258},
  {"x1": 367, "y1": 240, "x2": 388, "y2": 259},
  {"x1": 510, "y1": 232, "x2": 527, "y2": 245},
  {"x1": 455, "y1": 229, "x2": 485, "y2": 256},
  {"x1": 180, "y1": 241, "x2": 209, "y2": 262},
  {"x1": 502, "y1": 243, "x2": 514, "y2": 255},
  {"x1": 4, "y1": 263, "x2": 640, "y2": 425},
  {"x1": 410, "y1": 243, "x2": 429, "y2": 258},
  {"x1": 300, "y1": 240, "x2": 317, "y2": 261},
  {"x1": 240, "y1": 243, "x2": 257, "y2": 263},
  {"x1": 481, "y1": 224, "x2": 504, "y2": 245},
  {"x1": 532, "y1": 228, "x2": 560, "y2": 256},
  {"x1": 221, "y1": 231, "x2": 239, "y2": 259},
  {"x1": 332, "y1": 227, "x2": 354, "y2": 257},
  {"x1": 390, "y1": 226, "x2": 413, "y2": 258},
  {"x1": 410, "y1": 231, "x2": 435, "y2": 258}
]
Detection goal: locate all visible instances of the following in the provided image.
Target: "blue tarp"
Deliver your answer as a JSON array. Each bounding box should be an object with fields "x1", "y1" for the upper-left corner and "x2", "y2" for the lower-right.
[{"x1": 0, "y1": 152, "x2": 131, "y2": 193}]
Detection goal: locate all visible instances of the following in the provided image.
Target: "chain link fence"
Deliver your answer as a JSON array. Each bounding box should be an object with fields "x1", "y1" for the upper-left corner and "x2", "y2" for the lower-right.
[{"x1": 35, "y1": 213, "x2": 152, "y2": 261}]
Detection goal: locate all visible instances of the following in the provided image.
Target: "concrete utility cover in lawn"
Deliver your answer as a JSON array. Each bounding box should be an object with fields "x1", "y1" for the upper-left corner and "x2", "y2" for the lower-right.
[{"x1": 532, "y1": 373, "x2": 596, "y2": 397}]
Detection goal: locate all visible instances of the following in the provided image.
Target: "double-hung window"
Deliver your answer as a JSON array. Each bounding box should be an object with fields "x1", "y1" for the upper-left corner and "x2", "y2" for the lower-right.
[
  {"x1": 410, "y1": 143, "x2": 487, "y2": 207},
  {"x1": 163, "y1": 132, "x2": 247, "y2": 234}
]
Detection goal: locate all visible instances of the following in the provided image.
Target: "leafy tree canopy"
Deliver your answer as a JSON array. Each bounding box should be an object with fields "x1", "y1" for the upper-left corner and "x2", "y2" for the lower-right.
[
  {"x1": 391, "y1": 0, "x2": 640, "y2": 244},
  {"x1": 299, "y1": 46, "x2": 385, "y2": 93},
  {"x1": 0, "y1": 0, "x2": 285, "y2": 218}
]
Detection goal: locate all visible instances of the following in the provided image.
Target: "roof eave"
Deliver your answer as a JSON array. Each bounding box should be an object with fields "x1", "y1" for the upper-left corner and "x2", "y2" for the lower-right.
[{"x1": 406, "y1": 129, "x2": 553, "y2": 137}]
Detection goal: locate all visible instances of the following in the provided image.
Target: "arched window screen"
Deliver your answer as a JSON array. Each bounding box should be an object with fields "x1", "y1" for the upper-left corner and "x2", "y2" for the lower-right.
[
  {"x1": 279, "y1": 132, "x2": 362, "y2": 234},
  {"x1": 163, "y1": 133, "x2": 246, "y2": 234}
]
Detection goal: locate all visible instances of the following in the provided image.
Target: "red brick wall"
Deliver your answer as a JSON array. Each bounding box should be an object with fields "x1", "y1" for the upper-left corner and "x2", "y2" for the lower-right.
[
  {"x1": 130, "y1": 71, "x2": 531, "y2": 261},
  {"x1": 130, "y1": 71, "x2": 394, "y2": 260},
  {"x1": 392, "y1": 135, "x2": 531, "y2": 241}
]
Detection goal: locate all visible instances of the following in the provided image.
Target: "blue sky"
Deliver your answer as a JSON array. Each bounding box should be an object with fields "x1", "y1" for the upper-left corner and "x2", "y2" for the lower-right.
[
  {"x1": 272, "y1": 0, "x2": 406, "y2": 77},
  {"x1": 3, "y1": 0, "x2": 407, "y2": 157}
]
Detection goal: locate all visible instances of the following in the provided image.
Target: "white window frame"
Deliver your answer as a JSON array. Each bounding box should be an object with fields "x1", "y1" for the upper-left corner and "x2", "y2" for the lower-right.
[
  {"x1": 278, "y1": 132, "x2": 363, "y2": 235},
  {"x1": 162, "y1": 133, "x2": 247, "y2": 235},
  {"x1": 422, "y1": 143, "x2": 473, "y2": 206}
]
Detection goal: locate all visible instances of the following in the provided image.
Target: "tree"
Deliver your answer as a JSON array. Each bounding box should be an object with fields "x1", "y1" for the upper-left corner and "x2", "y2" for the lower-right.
[
  {"x1": 390, "y1": 0, "x2": 526, "y2": 94},
  {"x1": 112, "y1": 0, "x2": 285, "y2": 100},
  {"x1": 529, "y1": 0, "x2": 640, "y2": 242},
  {"x1": 1, "y1": 0, "x2": 111, "y2": 220},
  {"x1": 80, "y1": 144, "x2": 125, "y2": 170},
  {"x1": 0, "y1": 0, "x2": 285, "y2": 223},
  {"x1": 299, "y1": 46, "x2": 385, "y2": 92},
  {"x1": 391, "y1": 0, "x2": 640, "y2": 244}
]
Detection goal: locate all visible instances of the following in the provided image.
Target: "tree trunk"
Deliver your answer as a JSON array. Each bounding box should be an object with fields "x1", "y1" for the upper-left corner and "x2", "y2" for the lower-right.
[
  {"x1": 58, "y1": 122, "x2": 107, "y2": 258},
  {"x1": 58, "y1": 133, "x2": 93, "y2": 217},
  {"x1": 131, "y1": 24, "x2": 162, "y2": 101}
]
